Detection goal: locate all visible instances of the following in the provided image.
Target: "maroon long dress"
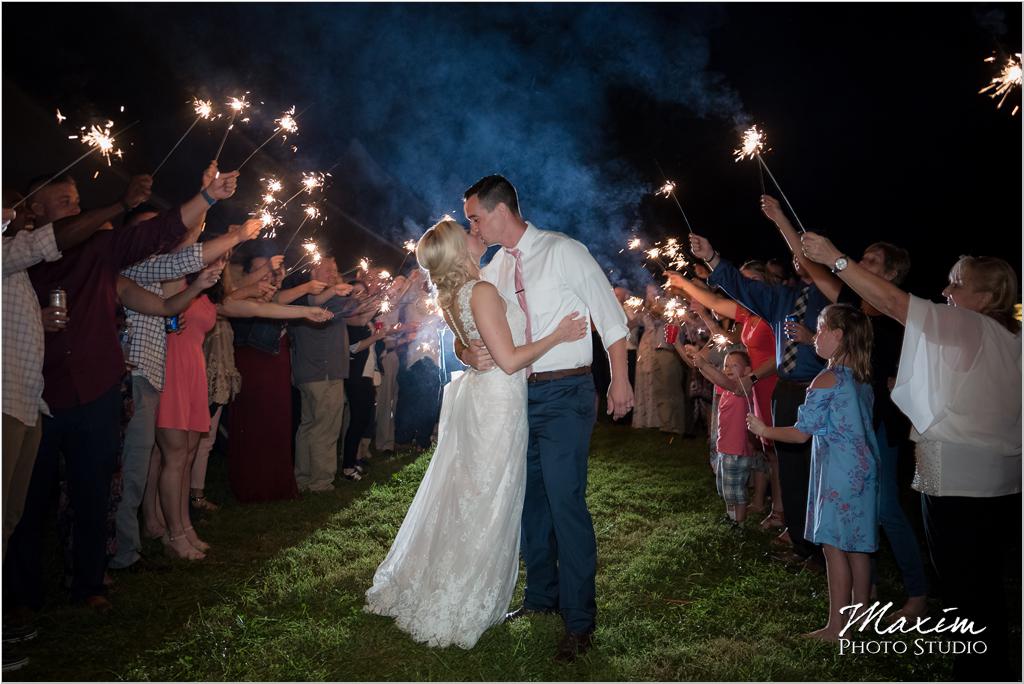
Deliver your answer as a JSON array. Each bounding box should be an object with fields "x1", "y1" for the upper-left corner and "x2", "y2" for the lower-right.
[{"x1": 227, "y1": 335, "x2": 299, "y2": 503}]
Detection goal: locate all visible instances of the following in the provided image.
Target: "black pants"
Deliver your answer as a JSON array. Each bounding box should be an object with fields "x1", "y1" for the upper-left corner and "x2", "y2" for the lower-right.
[
  {"x1": 342, "y1": 377, "x2": 376, "y2": 470},
  {"x1": 772, "y1": 378, "x2": 820, "y2": 560},
  {"x1": 4, "y1": 384, "x2": 121, "y2": 606},
  {"x1": 395, "y1": 359, "x2": 441, "y2": 448},
  {"x1": 922, "y1": 492, "x2": 1020, "y2": 681}
]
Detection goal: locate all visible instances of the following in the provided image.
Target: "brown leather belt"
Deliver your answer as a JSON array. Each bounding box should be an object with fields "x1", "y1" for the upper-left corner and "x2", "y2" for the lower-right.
[{"x1": 527, "y1": 366, "x2": 591, "y2": 384}]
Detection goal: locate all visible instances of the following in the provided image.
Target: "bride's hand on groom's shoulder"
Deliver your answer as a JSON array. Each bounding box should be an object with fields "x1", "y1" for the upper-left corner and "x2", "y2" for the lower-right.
[{"x1": 555, "y1": 311, "x2": 589, "y2": 343}]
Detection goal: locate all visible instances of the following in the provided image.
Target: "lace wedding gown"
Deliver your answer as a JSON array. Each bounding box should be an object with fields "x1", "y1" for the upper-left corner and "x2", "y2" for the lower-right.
[{"x1": 365, "y1": 280, "x2": 529, "y2": 649}]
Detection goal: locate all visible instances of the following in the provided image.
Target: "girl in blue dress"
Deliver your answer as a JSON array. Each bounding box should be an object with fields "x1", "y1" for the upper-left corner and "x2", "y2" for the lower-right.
[{"x1": 747, "y1": 303, "x2": 879, "y2": 642}]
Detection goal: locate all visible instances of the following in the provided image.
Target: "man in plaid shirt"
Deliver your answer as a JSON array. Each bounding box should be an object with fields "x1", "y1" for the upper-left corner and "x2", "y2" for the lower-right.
[{"x1": 111, "y1": 209, "x2": 261, "y2": 572}]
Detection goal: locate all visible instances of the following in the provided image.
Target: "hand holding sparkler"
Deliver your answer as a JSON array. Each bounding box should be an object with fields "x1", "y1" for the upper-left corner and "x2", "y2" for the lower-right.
[
  {"x1": 799, "y1": 231, "x2": 843, "y2": 268},
  {"x1": 231, "y1": 218, "x2": 263, "y2": 243},
  {"x1": 201, "y1": 161, "x2": 218, "y2": 191},
  {"x1": 121, "y1": 175, "x2": 154, "y2": 210},
  {"x1": 205, "y1": 170, "x2": 240, "y2": 200},
  {"x1": 746, "y1": 414, "x2": 769, "y2": 438},
  {"x1": 687, "y1": 234, "x2": 716, "y2": 262}
]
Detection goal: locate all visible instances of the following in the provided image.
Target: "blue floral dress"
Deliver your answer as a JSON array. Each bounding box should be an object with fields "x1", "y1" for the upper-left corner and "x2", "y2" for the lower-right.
[{"x1": 795, "y1": 365, "x2": 880, "y2": 552}]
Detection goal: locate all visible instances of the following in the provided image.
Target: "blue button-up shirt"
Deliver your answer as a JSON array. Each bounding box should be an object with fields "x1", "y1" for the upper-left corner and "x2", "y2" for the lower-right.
[{"x1": 707, "y1": 258, "x2": 828, "y2": 382}]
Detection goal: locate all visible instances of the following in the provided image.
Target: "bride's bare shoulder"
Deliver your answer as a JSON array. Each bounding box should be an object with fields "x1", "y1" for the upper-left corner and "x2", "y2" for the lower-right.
[{"x1": 468, "y1": 280, "x2": 507, "y2": 311}]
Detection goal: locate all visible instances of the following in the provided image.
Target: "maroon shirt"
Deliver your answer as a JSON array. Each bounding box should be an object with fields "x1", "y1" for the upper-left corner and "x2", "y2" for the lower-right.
[{"x1": 29, "y1": 208, "x2": 189, "y2": 410}]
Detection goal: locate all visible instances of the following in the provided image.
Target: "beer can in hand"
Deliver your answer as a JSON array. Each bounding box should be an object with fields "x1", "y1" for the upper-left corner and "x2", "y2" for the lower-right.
[
  {"x1": 165, "y1": 315, "x2": 181, "y2": 334},
  {"x1": 49, "y1": 288, "x2": 67, "y2": 311}
]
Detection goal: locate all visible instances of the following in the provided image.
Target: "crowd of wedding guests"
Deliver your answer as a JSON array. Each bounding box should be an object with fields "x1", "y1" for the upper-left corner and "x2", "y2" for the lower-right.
[
  {"x1": 1, "y1": 166, "x2": 449, "y2": 672},
  {"x1": 609, "y1": 195, "x2": 1020, "y2": 680},
  {"x1": 2, "y1": 162, "x2": 1019, "y2": 679}
]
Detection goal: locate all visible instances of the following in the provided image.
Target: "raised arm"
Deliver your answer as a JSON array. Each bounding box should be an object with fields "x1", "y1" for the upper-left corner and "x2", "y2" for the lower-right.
[
  {"x1": 760, "y1": 195, "x2": 840, "y2": 301},
  {"x1": 665, "y1": 271, "x2": 739, "y2": 320},
  {"x1": 275, "y1": 279, "x2": 327, "y2": 305},
  {"x1": 470, "y1": 281, "x2": 587, "y2": 375},
  {"x1": 219, "y1": 298, "x2": 333, "y2": 322},
  {"x1": 116, "y1": 265, "x2": 219, "y2": 316},
  {"x1": 801, "y1": 232, "x2": 909, "y2": 325},
  {"x1": 688, "y1": 234, "x2": 779, "y2": 322}
]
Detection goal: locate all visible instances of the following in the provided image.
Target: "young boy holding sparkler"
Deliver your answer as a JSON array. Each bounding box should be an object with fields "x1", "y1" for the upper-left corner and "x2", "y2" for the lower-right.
[
  {"x1": 746, "y1": 304, "x2": 879, "y2": 642},
  {"x1": 682, "y1": 346, "x2": 758, "y2": 525}
]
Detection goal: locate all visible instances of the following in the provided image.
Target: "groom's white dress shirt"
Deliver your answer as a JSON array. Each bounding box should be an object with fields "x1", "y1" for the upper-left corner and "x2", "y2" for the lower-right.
[{"x1": 480, "y1": 222, "x2": 629, "y2": 374}]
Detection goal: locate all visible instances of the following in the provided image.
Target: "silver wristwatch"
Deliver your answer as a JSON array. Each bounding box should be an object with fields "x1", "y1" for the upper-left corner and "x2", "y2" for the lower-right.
[{"x1": 832, "y1": 255, "x2": 849, "y2": 274}]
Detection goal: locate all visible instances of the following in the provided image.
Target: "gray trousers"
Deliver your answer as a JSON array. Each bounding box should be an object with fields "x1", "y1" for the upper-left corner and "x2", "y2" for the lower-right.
[{"x1": 109, "y1": 375, "x2": 160, "y2": 569}]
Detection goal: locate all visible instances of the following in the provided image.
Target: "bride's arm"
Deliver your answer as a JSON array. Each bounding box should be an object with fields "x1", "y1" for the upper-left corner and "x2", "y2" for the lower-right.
[{"x1": 470, "y1": 281, "x2": 587, "y2": 375}]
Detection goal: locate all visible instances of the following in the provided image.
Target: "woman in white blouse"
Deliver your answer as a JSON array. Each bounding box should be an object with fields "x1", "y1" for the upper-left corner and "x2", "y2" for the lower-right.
[{"x1": 801, "y1": 232, "x2": 1020, "y2": 681}]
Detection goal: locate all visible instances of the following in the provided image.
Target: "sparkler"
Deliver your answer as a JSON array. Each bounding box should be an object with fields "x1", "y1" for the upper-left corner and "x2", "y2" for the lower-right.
[
  {"x1": 379, "y1": 298, "x2": 392, "y2": 313},
  {"x1": 74, "y1": 122, "x2": 121, "y2": 166},
  {"x1": 284, "y1": 240, "x2": 323, "y2": 276},
  {"x1": 735, "y1": 125, "x2": 806, "y2": 233},
  {"x1": 55, "y1": 109, "x2": 66, "y2": 125},
  {"x1": 153, "y1": 97, "x2": 216, "y2": 176},
  {"x1": 980, "y1": 54, "x2": 1022, "y2": 115},
  {"x1": 14, "y1": 119, "x2": 139, "y2": 209},
  {"x1": 213, "y1": 94, "x2": 250, "y2": 163},
  {"x1": 281, "y1": 171, "x2": 327, "y2": 206},
  {"x1": 280, "y1": 203, "x2": 324, "y2": 254},
  {"x1": 237, "y1": 105, "x2": 302, "y2": 170},
  {"x1": 340, "y1": 257, "x2": 371, "y2": 278},
  {"x1": 655, "y1": 180, "x2": 695, "y2": 235},
  {"x1": 625, "y1": 296, "x2": 644, "y2": 310}
]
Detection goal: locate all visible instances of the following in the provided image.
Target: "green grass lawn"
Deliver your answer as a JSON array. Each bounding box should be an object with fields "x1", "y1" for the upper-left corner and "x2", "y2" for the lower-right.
[{"x1": 10, "y1": 422, "x2": 1020, "y2": 681}]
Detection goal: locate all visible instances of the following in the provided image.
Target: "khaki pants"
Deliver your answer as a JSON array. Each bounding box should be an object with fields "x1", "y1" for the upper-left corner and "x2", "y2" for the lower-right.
[
  {"x1": 651, "y1": 350, "x2": 686, "y2": 435},
  {"x1": 294, "y1": 380, "x2": 346, "y2": 491},
  {"x1": 3, "y1": 413, "x2": 43, "y2": 559},
  {"x1": 374, "y1": 352, "x2": 400, "y2": 451}
]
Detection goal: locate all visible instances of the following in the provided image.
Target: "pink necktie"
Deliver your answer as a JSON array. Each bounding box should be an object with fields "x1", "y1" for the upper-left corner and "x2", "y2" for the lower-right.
[{"x1": 506, "y1": 248, "x2": 533, "y2": 373}]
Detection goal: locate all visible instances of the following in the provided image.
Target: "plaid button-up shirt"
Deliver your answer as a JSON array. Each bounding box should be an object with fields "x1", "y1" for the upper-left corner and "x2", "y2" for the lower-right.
[
  {"x1": 2, "y1": 224, "x2": 61, "y2": 426},
  {"x1": 120, "y1": 244, "x2": 205, "y2": 391}
]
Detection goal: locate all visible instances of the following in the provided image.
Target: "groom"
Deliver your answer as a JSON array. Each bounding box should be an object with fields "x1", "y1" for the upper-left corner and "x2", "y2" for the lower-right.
[{"x1": 458, "y1": 175, "x2": 634, "y2": 662}]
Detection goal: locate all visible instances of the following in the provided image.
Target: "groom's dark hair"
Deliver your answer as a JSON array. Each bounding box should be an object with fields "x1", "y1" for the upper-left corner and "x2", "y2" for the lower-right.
[{"x1": 464, "y1": 175, "x2": 520, "y2": 217}]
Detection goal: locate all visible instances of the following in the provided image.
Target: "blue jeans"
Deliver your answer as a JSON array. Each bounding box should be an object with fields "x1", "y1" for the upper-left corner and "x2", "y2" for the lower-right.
[
  {"x1": 521, "y1": 374, "x2": 597, "y2": 633},
  {"x1": 110, "y1": 376, "x2": 160, "y2": 569},
  {"x1": 873, "y1": 423, "x2": 927, "y2": 597}
]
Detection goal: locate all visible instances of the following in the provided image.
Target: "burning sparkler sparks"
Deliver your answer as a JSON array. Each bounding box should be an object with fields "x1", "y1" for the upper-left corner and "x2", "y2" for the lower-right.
[
  {"x1": 379, "y1": 299, "x2": 392, "y2": 313},
  {"x1": 734, "y1": 125, "x2": 767, "y2": 162},
  {"x1": 980, "y1": 54, "x2": 1022, "y2": 115},
  {"x1": 193, "y1": 98, "x2": 215, "y2": 120},
  {"x1": 303, "y1": 205, "x2": 320, "y2": 220},
  {"x1": 628, "y1": 237, "x2": 642, "y2": 250},
  {"x1": 265, "y1": 177, "x2": 284, "y2": 194},
  {"x1": 625, "y1": 296, "x2": 644, "y2": 310},
  {"x1": 359, "y1": 258, "x2": 370, "y2": 272},
  {"x1": 656, "y1": 180, "x2": 676, "y2": 197},
  {"x1": 404, "y1": 239, "x2": 417, "y2": 253},
  {"x1": 379, "y1": 270, "x2": 393, "y2": 281},
  {"x1": 213, "y1": 93, "x2": 251, "y2": 162},
  {"x1": 55, "y1": 109, "x2": 66, "y2": 125},
  {"x1": 76, "y1": 122, "x2": 120, "y2": 166}
]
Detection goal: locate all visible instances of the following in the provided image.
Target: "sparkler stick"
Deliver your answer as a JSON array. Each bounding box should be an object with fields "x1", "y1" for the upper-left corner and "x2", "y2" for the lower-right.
[
  {"x1": 13, "y1": 120, "x2": 139, "y2": 209},
  {"x1": 281, "y1": 171, "x2": 326, "y2": 207},
  {"x1": 213, "y1": 95, "x2": 249, "y2": 163},
  {"x1": 655, "y1": 180, "x2": 694, "y2": 236},
  {"x1": 237, "y1": 106, "x2": 302, "y2": 170},
  {"x1": 756, "y1": 155, "x2": 806, "y2": 233},
  {"x1": 280, "y1": 205, "x2": 322, "y2": 254},
  {"x1": 735, "y1": 126, "x2": 806, "y2": 233},
  {"x1": 153, "y1": 98, "x2": 214, "y2": 176}
]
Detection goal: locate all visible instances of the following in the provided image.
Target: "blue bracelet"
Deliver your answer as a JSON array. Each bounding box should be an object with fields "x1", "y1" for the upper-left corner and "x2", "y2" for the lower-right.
[{"x1": 200, "y1": 188, "x2": 217, "y2": 206}]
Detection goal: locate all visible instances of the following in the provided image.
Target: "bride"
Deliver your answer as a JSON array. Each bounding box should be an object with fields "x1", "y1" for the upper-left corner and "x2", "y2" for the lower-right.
[{"x1": 365, "y1": 217, "x2": 587, "y2": 649}]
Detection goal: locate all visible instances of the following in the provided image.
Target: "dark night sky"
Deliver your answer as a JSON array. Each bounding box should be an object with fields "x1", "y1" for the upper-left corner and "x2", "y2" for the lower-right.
[{"x1": 2, "y1": 3, "x2": 1021, "y2": 300}]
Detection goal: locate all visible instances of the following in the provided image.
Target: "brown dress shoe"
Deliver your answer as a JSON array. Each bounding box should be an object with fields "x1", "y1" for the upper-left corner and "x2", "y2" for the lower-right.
[
  {"x1": 83, "y1": 595, "x2": 113, "y2": 613},
  {"x1": 504, "y1": 605, "x2": 558, "y2": 622},
  {"x1": 555, "y1": 631, "x2": 594, "y2": 663}
]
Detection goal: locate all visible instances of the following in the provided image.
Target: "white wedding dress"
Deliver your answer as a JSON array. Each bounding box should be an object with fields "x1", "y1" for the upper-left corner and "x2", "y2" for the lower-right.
[{"x1": 365, "y1": 280, "x2": 529, "y2": 649}]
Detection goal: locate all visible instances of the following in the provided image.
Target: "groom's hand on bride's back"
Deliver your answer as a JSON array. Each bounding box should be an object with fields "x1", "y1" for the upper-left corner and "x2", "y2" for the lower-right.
[{"x1": 462, "y1": 339, "x2": 495, "y2": 371}]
